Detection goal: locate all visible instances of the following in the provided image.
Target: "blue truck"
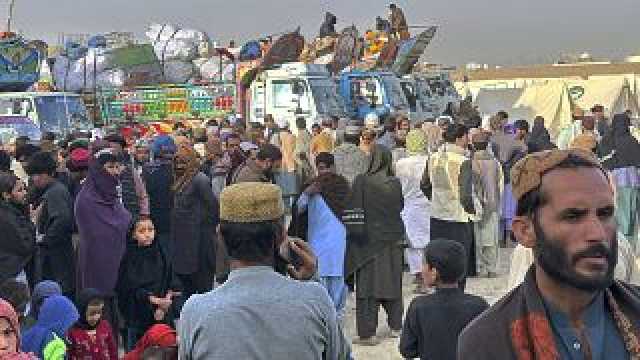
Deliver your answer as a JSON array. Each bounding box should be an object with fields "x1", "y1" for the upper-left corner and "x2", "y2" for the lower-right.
[{"x1": 338, "y1": 70, "x2": 409, "y2": 121}]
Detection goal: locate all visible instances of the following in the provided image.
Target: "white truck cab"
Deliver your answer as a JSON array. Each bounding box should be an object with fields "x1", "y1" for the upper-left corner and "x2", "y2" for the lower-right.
[{"x1": 247, "y1": 63, "x2": 346, "y2": 134}]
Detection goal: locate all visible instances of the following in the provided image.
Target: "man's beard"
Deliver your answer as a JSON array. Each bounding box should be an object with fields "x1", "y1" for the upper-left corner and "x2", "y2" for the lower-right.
[{"x1": 533, "y1": 216, "x2": 617, "y2": 292}]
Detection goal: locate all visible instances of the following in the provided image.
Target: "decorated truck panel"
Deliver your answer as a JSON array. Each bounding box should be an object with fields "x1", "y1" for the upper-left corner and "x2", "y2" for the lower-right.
[{"x1": 98, "y1": 83, "x2": 236, "y2": 125}]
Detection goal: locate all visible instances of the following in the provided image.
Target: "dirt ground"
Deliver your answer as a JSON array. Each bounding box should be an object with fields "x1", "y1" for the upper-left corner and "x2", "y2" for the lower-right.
[{"x1": 345, "y1": 248, "x2": 514, "y2": 360}]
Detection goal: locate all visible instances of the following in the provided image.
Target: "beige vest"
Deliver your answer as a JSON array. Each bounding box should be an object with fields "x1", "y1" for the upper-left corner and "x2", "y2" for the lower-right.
[{"x1": 429, "y1": 145, "x2": 471, "y2": 223}]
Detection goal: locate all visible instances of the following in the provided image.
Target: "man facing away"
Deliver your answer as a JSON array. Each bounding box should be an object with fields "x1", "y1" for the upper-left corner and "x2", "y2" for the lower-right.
[
  {"x1": 179, "y1": 182, "x2": 350, "y2": 359},
  {"x1": 470, "y1": 130, "x2": 504, "y2": 278},
  {"x1": 333, "y1": 119, "x2": 369, "y2": 186},
  {"x1": 421, "y1": 123, "x2": 476, "y2": 286},
  {"x1": 458, "y1": 149, "x2": 640, "y2": 359}
]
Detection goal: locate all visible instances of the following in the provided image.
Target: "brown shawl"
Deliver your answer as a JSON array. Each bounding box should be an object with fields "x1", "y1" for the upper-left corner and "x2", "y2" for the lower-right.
[
  {"x1": 173, "y1": 145, "x2": 201, "y2": 193},
  {"x1": 315, "y1": 172, "x2": 350, "y2": 219},
  {"x1": 458, "y1": 266, "x2": 640, "y2": 360}
]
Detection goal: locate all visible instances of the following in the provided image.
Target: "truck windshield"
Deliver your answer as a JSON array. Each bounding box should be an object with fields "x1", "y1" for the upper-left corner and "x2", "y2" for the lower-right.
[
  {"x1": 380, "y1": 75, "x2": 409, "y2": 110},
  {"x1": 35, "y1": 96, "x2": 91, "y2": 134},
  {"x1": 309, "y1": 79, "x2": 345, "y2": 116}
]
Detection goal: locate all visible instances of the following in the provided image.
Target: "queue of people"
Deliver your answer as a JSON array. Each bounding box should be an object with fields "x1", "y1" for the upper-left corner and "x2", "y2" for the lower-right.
[{"x1": 0, "y1": 103, "x2": 638, "y2": 359}]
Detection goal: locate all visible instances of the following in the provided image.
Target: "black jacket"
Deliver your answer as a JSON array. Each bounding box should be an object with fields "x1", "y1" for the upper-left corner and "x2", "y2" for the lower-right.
[
  {"x1": 399, "y1": 288, "x2": 488, "y2": 360},
  {"x1": 170, "y1": 172, "x2": 219, "y2": 275},
  {"x1": 0, "y1": 201, "x2": 35, "y2": 283},
  {"x1": 37, "y1": 180, "x2": 73, "y2": 254}
]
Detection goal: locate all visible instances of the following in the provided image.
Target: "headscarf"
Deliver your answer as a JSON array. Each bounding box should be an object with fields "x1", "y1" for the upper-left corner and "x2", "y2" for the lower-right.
[
  {"x1": 405, "y1": 129, "x2": 427, "y2": 156},
  {"x1": 172, "y1": 145, "x2": 200, "y2": 193},
  {"x1": 21, "y1": 295, "x2": 79, "y2": 359},
  {"x1": 151, "y1": 135, "x2": 176, "y2": 158},
  {"x1": 123, "y1": 324, "x2": 177, "y2": 360},
  {"x1": 367, "y1": 145, "x2": 394, "y2": 176},
  {"x1": 84, "y1": 145, "x2": 121, "y2": 205},
  {"x1": 599, "y1": 113, "x2": 640, "y2": 169},
  {"x1": 527, "y1": 116, "x2": 555, "y2": 153},
  {"x1": 73, "y1": 288, "x2": 103, "y2": 330},
  {"x1": 29, "y1": 281, "x2": 61, "y2": 320},
  {"x1": 0, "y1": 299, "x2": 36, "y2": 359}
]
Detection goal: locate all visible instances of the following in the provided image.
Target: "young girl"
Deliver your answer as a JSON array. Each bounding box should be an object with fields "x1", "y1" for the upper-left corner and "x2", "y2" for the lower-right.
[
  {"x1": 67, "y1": 288, "x2": 117, "y2": 359},
  {"x1": 117, "y1": 217, "x2": 182, "y2": 350},
  {"x1": 0, "y1": 299, "x2": 36, "y2": 359}
]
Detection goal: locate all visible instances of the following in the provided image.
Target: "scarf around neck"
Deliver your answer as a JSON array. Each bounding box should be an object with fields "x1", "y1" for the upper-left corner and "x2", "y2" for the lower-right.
[{"x1": 509, "y1": 267, "x2": 640, "y2": 359}]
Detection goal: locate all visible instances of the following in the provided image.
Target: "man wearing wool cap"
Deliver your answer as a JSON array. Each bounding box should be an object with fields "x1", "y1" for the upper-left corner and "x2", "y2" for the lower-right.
[
  {"x1": 179, "y1": 182, "x2": 351, "y2": 359},
  {"x1": 458, "y1": 149, "x2": 640, "y2": 359}
]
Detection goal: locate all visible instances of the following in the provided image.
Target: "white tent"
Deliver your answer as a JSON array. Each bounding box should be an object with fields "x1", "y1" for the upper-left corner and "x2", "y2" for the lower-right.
[
  {"x1": 565, "y1": 76, "x2": 640, "y2": 117},
  {"x1": 473, "y1": 81, "x2": 573, "y2": 139},
  {"x1": 474, "y1": 88, "x2": 523, "y2": 118}
]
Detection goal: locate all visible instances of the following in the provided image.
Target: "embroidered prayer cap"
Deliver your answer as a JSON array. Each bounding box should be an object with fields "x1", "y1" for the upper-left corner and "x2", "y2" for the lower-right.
[
  {"x1": 220, "y1": 182, "x2": 284, "y2": 222},
  {"x1": 510, "y1": 149, "x2": 602, "y2": 202}
]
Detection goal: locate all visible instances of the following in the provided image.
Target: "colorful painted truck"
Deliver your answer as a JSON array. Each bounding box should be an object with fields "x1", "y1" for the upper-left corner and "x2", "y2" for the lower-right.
[
  {"x1": 0, "y1": 33, "x2": 42, "y2": 91},
  {"x1": 98, "y1": 82, "x2": 237, "y2": 125}
]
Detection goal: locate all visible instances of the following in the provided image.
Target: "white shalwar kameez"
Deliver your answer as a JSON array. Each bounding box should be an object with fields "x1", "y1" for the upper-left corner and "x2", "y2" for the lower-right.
[{"x1": 395, "y1": 155, "x2": 431, "y2": 275}]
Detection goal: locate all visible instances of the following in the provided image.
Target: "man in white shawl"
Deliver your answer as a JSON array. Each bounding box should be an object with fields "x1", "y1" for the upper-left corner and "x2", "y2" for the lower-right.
[{"x1": 395, "y1": 129, "x2": 431, "y2": 292}]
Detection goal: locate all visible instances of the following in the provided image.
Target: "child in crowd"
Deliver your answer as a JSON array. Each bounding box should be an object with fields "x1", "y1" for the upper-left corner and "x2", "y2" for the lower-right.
[
  {"x1": 399, "y1": 239, "x2": 489, "y2": 360},
  {"x1": 67, "y1": 289, "x2": 117, "y2": 359},
  {"x1": 27, "y1": 281, "x2": 62, "y2": 325},
  {"x1": 117, "y1": 217, "x2": 182, "y2": 350},
  {"x1": 124, "y1": 324, "x2": 178, "y2": 360},
  {"x1": 0, "y1": 279, "x2": 31, "y2": 329},
  {"x1": 0, "y1": 299, "x2": 36, "y2": 359},
  {"x1": 21, "y1": 295, "x2": 79, "y2": 360}
]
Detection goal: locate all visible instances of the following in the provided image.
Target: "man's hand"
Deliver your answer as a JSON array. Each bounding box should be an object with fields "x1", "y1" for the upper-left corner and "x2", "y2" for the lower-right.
[
  {"x1": 304, "y1": 182, "x2": 321, "y2": 195},
  {"x1": 287, "y1": 239, "x2": 317, "y2": 281},
  {"x1": 154, "y1": 308, "x2": 166, "y2": 321}
]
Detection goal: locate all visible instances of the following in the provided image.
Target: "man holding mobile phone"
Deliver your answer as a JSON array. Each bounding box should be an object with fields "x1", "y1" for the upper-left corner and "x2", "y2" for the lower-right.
[{"x1": 179, "y1": 182, "x2": 350, "y2": 360}]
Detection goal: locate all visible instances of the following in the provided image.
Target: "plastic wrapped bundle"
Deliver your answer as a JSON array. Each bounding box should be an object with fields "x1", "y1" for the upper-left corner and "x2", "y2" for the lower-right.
[
  {"x1": 162, "y1": 60, "x2": 194, "y2": 84},
  {"x1": 194, "y1": 57, "x2": 234, "y2": 81},
  {"x1": 146, "y1": 23, "x2": 211, "y2": 61}
]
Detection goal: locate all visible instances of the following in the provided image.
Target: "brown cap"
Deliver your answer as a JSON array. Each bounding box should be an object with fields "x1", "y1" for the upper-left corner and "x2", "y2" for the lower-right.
[
  {"x1": 570, "y1": 134, "x2": 597, "y2": 152},
  {"x1": 510, "y1": 149, "x2": 602, "y2": 202},
  {"x1": 471, "y1": 130, "x2": 491, "y2": 143},
  {"x1": 220, "y1": 182, "x2": 284, "y2": 222}
]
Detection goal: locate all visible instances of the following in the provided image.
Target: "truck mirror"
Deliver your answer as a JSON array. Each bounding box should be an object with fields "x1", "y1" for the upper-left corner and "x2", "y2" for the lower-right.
[{"x1": 365, "y1": 82, "x2": 376, "y2": 93}]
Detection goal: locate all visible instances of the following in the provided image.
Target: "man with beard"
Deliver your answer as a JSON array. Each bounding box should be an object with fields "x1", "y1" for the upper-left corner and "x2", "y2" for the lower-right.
[
  {"x1": 458, "y1": 149, "x2": 640, "y2": 359},
  {"x1": 220, "y1": 133, "x2": 245, "y2": 185},
  {"x1": 232, "y1": 144, "x2": 282, "y2": 184},
  {"x1": 104, "y1": 133, "x2": 149, "y2": 218}
]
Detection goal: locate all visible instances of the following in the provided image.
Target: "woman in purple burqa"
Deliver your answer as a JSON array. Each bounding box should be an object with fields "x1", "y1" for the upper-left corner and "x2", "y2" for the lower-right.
[{"x1": 75, "y1": 146, "x2": 132, "y2": 295}]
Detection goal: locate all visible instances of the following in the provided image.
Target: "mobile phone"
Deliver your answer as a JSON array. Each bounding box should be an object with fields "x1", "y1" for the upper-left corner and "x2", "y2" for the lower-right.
[{"x1": 279, "y1": 238, "x2": 304, "y2": 269}]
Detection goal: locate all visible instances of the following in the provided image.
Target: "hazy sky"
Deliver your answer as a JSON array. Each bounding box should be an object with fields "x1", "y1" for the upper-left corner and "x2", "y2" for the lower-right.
[{"x1": 11, "y1": 0, "x2": 640, "y2": 66}]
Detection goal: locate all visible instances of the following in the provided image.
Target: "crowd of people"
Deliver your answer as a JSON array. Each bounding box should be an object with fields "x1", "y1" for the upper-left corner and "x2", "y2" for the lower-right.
[{"x1": 0, "y1": 101, "x2": 638, "y2": 359}]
